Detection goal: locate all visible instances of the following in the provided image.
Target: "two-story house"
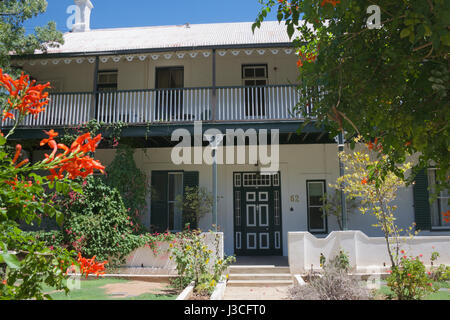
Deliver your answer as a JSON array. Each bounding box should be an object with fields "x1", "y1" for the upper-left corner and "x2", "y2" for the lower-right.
[{"x1": 6, "y1": 0, "x2": 449, "y2": 257}]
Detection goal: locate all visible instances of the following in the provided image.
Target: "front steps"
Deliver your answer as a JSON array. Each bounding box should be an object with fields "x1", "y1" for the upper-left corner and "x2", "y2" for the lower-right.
[{"x1": 227, "y1": 265, "x2": 293, "y2": 287}]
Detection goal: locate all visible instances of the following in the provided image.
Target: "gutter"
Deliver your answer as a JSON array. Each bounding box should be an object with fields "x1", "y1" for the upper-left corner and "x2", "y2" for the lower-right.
[{"x1": 12, "y1": 42, "x2": 299, "y2": 60}]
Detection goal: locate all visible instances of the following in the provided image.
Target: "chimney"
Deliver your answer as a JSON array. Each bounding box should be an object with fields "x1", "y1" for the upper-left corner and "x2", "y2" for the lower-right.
[{"x1": 72, "y1": 0, "x2": 94, "y2": 32}]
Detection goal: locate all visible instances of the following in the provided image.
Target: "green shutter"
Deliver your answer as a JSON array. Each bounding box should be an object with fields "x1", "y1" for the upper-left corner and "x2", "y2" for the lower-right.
[
  {"x1": 413, "y1": 170, "x2": 431, "y2": 231},
  {"x1": 183, "y1": 171, "x2": 199, "y2": 229},
  {"x1": 150, "y1": 171, "x2": 168, "y2": 232}
]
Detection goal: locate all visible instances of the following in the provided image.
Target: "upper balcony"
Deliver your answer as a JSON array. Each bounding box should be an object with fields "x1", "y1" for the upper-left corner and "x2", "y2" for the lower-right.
[
  {"x1": 6, "y1": 21, "x2": 318, "y2": 133},
  {"x1": 2, "y1": 84, "x2": 311, "y2": 128}
]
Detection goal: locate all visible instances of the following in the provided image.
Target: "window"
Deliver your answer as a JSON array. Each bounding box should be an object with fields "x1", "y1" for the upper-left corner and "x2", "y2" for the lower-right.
[
  {"x1": 428, "y1": 169, "x2": 450, "y2": 228},
  {"x1": 150, "y1": 171, "x2": 199, "y2": 232},
  {"x1": 242, "y1": 64, "x2": 267, "y2": 117},
  {"x1": 307, "y1": 180, "x2": 327, "y2": 233},
  {"x1": 97, "y1": 70, "x2": 118, "y2": 92},
  {"x1": 168, "y1": 173, "x2": 184, "y2": 231},
  {"x1": 242, "y1": 172, "x2": 272, "y2": 187}
]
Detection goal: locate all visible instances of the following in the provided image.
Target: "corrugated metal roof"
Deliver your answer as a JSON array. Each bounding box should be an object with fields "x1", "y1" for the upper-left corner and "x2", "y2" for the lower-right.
[{"x1": 44, "y1": 21, "x2": 299, "y2": 55}]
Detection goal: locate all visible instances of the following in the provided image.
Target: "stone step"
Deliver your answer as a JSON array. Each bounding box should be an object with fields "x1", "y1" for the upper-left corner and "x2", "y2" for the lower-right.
[
  {"x1": 229, "y1": 273, "x2": 293, "y2": 281},
  {"x1": 228, "y1": 266, "x2": 290, "y2": 274},
  {"x1": 227, "y1": 279, "x2": 293, "y2": 287}
]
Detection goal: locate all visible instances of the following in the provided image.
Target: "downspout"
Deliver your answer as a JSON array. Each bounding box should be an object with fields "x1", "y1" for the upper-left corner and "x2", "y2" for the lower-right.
[
  {"x1": 212, "y1": 147, "x2": 218, "y2": 232},
  {"x1": 338, "y1": 131, "x2": 347, "y2": 230},
  {"x1": 211, "y1": 49, "x2": 216, "y2": 121}
]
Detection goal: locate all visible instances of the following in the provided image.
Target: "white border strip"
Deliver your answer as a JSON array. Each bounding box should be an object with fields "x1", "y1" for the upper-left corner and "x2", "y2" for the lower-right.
[{"x1": 176, "y1": 281, "x2": 195, "y2": 300}]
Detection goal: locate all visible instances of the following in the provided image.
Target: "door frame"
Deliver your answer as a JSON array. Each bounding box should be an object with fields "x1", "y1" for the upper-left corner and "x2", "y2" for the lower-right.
[{"x1": 233, "y1": 171, "x2": 283, "y2": 256}]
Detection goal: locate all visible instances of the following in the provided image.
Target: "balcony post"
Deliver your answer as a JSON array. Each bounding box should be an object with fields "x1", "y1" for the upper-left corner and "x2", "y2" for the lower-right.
[
  {"x1": 90, "y1": 55, "x2": 99, "y2": 120},
  {"x1": 211, "y1": 49, "x2": 216, "y2": 121}
]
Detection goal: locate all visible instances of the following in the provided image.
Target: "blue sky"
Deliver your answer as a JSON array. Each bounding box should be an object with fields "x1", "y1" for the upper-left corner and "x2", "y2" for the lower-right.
[{"x1": 23, "y1": 0, "x2": 278, "y2": 33}]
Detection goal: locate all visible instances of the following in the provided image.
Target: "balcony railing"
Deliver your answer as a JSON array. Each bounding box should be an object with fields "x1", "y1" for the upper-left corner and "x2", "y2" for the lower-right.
[{"x1": 3, "y1": 84, "x2": 312, "y2": 128}]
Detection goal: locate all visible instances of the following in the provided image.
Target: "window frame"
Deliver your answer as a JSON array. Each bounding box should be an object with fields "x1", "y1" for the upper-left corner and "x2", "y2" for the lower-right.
[
  {"x1": 97, "y1": 70, "x2": 118, "y2": 92},
  {"x1": 427, "y1": 168, "x2": 450, "y2": 230},
  {"x1": 241, "y1": 64, "x2": 269, "y2": 84},
  {"x1": 306, "y1": 180, "x2": 328, "y2": 234}
]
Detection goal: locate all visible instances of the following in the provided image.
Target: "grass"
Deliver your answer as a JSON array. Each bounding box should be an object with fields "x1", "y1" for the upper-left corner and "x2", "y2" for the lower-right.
[
  {"x1": 42, "y1": 278, "x2": 178, "y2": 300},
  {"x1": 375, "y1": 281, "x2": 450, "y2": 300}
]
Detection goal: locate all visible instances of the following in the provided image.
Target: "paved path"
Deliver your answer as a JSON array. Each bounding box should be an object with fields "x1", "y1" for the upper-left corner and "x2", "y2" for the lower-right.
[{"x1": 223, "y1": 285, "x2": 292, "y2": 300}]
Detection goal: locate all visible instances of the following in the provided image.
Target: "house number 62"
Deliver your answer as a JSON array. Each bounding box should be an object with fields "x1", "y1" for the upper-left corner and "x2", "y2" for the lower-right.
[{"x1": 290, "y1": 195, "x2": 300, "y2": 203}]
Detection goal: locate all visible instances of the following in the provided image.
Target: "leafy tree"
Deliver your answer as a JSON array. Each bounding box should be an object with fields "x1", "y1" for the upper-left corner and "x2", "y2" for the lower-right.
[
  {"x1": 332, "y1": 137, "x2": 416, "y2": 268},
  {"x1": 0, "y1": 70, "x2": 105, "y2": 299},
  {"x1": 321, "y1": 188, "x2": 360, "y2": 231},
  {"x1": 254, "y1": 0, "x2": 449, "y2": 191},
  {"x1": 0, "y1": 0, "x2": 63, "y2": 73}
]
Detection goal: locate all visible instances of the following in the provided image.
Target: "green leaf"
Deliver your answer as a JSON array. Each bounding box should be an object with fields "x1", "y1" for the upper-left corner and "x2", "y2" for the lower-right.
[
  {"x1": 56, "y1": 211, "x2": 64, "y2": 227},
  {"x1": 287, "y1": 23, "x2": 295, "y2": 39},
  {"x1": 0, "y1": 135, "x2": 5, "y2": 146},
  {"x1": 1, "y1": 252, "x2": 20, "y2": 269},
  {"x1": 277, "y1": 11, "x2": 283, "y2": 22},
  {"x1": 400, "y1": 28, "x2": 410, "y2": 39},
  {"x1": 441, "y1": 33, "x2": 450, "y2": 46}
]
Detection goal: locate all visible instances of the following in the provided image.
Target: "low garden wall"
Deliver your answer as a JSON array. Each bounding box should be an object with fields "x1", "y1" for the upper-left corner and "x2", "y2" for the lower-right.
[
  {"x1": 288, "y1": 231, "x2": 450, "y2": 274},
  {"x1": 123, "y1": 232, "x2": 224, "y2": 270}
]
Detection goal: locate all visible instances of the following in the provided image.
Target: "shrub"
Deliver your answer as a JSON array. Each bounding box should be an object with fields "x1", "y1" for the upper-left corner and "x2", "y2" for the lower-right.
[
  {"x1": 24, "y1": 230, "x2": 65, "y2": 249},
  {"x1": 290, "y1": 253, "x2": 370, "y2": 300},
  {"x1": 169, "y1": 228, "x2": 235, "y2": 295},
  {"x1": 429, "y1": 251, "x2": 450, "y2": 282},
  {"x1": 386, "y1": 251, "x2": 437, "y2": 300},
  {"x1": 59, "y1": 176, "x2": 144, "y2": 265},
  {"x1": 104, "y1": 146, "x2": 148, "y2": 232},
  {"x1": 320, "y1": 250, "x2": 351, "y2": 272}
]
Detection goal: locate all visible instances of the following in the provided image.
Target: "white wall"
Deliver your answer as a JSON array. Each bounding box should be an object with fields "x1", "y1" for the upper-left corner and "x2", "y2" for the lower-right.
[
  {"x1": 288, "y1": 231, "x2": 450, "y2": 274},
  {"x1": 32, "y1": 143, "x2": 449, "y2": 257},
  {"x1": 124, "y1": 232, "x2": 224, "y2": 269}
]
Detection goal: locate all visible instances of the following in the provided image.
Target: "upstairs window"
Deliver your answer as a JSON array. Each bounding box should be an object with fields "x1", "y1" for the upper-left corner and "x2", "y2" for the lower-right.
[
  {"x1": 97, "y1": 70, "x2": 118, "y2": 92},
  {"x1": 242, "y1": 64, "x2": 267, "y2": 117}
]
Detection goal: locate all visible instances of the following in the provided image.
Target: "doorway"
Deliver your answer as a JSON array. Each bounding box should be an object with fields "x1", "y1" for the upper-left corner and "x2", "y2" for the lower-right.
[
  {"x1": 155, "y1": 67, "x2": 184, "y2": 121},
  {"x1": 233, "y1": 172, "x2": 282, "y2": 256}
]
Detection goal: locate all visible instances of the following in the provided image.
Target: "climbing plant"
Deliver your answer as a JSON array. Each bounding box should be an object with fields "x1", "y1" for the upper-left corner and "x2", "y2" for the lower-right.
[{"x1": 104, "y1": 145, "x2": 148, "y2": 232}]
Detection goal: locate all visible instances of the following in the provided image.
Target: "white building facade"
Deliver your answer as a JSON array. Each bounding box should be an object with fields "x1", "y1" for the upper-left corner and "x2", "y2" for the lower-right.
[{"x1": 8, "y1": 0, "x2": 449, "y2": 257}]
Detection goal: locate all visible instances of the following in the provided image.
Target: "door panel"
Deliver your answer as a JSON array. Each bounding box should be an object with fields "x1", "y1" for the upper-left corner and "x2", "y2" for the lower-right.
[
  {"x1": 259, "y1": 204, "x2": 269, "y2": 227},
  {"x1": 233, "y1": 172, "x2": 282, "y2": 256},
  {"x1": 246, "y1": 204, "x2": 257, "y2": 227}
]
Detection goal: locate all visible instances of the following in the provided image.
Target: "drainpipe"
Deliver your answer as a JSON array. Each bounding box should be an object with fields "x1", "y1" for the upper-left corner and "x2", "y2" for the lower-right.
[
  {"x1": 212, "y1": 148, "x2": 218, "y2": 232},
  {"x1": 206, "y1": 134, "x2": 224, "y2": 232},
  {"x1": 211, "y1": 49, "x2": 216, "y2": 121},
  {"x1": 338, "y1": 131, "x2": 347, "y2": 231}
]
